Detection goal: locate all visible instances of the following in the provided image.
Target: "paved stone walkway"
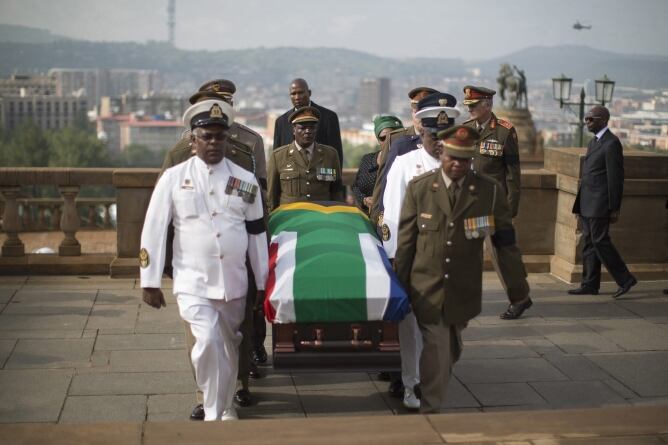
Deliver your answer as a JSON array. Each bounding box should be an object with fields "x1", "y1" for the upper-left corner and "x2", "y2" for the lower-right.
[{"x1": 0, "y1": 273, "x2": 667, "y2": 424}]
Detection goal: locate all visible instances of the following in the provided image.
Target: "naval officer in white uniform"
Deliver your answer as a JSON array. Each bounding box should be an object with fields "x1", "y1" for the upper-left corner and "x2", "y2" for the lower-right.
[
  {"x1": 380, "y1": 92, "x2": 459, "y2": 410},
  {"x1": 140, "y1": 99, "x2": 268, "y2": 421}
]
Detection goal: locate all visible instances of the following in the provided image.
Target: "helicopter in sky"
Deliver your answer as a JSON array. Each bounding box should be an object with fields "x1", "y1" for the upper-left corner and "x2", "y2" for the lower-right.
[{"x1": 573, "y1": 20, "x2": 592, "y2": 30}]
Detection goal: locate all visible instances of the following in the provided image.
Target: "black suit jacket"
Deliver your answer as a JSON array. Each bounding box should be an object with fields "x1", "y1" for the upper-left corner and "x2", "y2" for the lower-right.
[
  {"x1": 573, "y1": 129, "x2": 624, "y2": 218},
  {"x1": 273, "y1": 101, "x2": 343, "y2": 164}
]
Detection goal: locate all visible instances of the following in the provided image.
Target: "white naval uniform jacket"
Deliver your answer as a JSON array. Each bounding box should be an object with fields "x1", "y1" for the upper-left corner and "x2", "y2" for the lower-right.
[
  {"x1": 382, "y1": 147, "x2": 441, "y2": 259},
  {"x1": 140, "y1": 156, "x2": 268, "y2": 300}
]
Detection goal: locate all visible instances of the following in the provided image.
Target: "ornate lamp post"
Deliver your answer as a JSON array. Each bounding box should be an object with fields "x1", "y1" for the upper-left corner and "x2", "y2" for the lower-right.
[{"x1": 552, "y1": 74, "x2": 616, "y2": 147}]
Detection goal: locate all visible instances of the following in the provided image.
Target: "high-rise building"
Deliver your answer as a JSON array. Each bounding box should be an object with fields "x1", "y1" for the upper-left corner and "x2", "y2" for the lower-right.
[
  {"x1": 0, "y1": 74, "x2": 56, "y2": 97},
  {"x1": 48, "y1": 68, "x2": 161, "y2": 105},
  {"x1": 357, "y1": 77, "x2": 391, "y2": 119},
  {"x1": 0, "y1": 95, "x2": 88, "y2": 131},
  {"x1": 119, "y1": 119, "x2": 184, "y2": 153}
]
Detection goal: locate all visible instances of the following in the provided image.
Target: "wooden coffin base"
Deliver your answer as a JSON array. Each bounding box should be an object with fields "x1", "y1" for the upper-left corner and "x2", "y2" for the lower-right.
[{"x1": 272, "y1": 321, "x2": 401, "y2": 372}]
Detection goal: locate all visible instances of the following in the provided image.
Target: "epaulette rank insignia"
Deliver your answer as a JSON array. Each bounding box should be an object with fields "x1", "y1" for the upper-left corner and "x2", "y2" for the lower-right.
[
  {"x1": 498, "y1": 119, "x2": 513, "y2": 130},
  {"x1": 464, "y1": 215, "x2": 495, "y2": 240},
  {"x1": 316, "y1": 168, "x2": 337, "y2": 182},
  {"x1": 225, "y1": 176, "x2": 258, "y2": 203}
]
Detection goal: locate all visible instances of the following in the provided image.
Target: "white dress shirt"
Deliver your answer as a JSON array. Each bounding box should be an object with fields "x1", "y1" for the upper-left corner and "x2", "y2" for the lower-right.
[
  {"x1": 140, "y1": 156, "x2": 268, "y2": 300},
  {"x1": 382, "y1": 147, "x2": 441, "y2": 258},
  {"x1": 595, "y1": 126, "x2": 609, "y2": 141}
]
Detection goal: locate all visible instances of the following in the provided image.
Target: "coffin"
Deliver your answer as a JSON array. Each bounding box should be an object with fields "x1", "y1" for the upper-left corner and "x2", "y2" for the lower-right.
[{"x1": 264, "y1": 202, "x2": 410, "y2": 371}]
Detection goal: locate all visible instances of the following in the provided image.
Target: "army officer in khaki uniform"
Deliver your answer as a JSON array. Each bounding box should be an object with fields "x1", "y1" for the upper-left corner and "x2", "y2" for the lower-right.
[
  {"x1": 395, "y1": 125, "x2": 517, "y2": 413},
  {"x1": 462, "y1": 86, "x2": 533, "y2": 320},
  {"x1": 268, "y1": 106, "x2": 344, "y2": 210}
]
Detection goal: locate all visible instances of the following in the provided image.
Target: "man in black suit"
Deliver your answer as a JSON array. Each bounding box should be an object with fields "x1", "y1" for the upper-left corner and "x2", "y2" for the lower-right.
[
  {"x1": 569, "y1": 105, "x2": 637, "y2": 298},
  {"x1": 273, "y1": 78, "x2": 343, "y2": 164}
]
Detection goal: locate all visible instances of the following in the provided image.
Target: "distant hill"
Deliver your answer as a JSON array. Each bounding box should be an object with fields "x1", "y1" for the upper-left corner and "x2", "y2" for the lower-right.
[
  {"x1": 0, "y1": 39, "x2": 467, "y2": 90},
  {"x1": 0, "y1": 33, "x2": 667, "y2": 90},
  {"x1": 0, "y1": 23, "x2": 69, "y2": 44},
  {"x1": 477, "y1": 45, "x2": 668, "y2": 90}
]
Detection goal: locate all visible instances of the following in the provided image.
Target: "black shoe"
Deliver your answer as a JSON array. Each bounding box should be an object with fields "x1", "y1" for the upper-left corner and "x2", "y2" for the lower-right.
[
  {"x1": 388, "y1": 379, "x2": 404, "y2": 398},
  {"x1": 377, "y1": 371, "x2": 391, "y2": 382},
  {"x1": 234, "y1": 389, "x2": 252, "y2": 407},
  {"x1": 249, "y1": 362, "x2": 263, "y2": 379},
  {"x1": 613, "y1": 277, "x2": 637, "y2": 299},
  {"x1": 500, "y1": 297, "x2": 533, "y2": 320},
  {"x1": 413, "y1": 384, "x2": 422, "y2": 400},
  {"x1": 251, "y1": 346, "x2": 268, "y2": 364},
  {"x1": 190, "y1": 404, "x2": 204, "y2": 421},
  {"x1": 568, "y1": 287, "x2": 599, "y2": 295}
]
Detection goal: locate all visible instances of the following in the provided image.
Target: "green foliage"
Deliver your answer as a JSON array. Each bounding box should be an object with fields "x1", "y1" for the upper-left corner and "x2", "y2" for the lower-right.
[
  {"x1": 343, "y1": 141, "x2": 376, "y2": 169},
  {"x1": 0, "y1": 121, "x2": 110, "y2": 168},
  {"x1": 48, "y1": 126, "x2": 110, "y2": 167},
  {"x1": 0, "y1": 121, "x2": 50, "y2": 166},
  {"x1": 114, "y1": 144, "x2": 166, "y2": 168}
]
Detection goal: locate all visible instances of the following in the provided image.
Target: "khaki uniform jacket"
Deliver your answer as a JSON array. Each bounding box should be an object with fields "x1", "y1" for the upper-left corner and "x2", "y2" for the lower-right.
[
  {"x1": 464, "y1": 114, "x2": 522, "y2": 217},
  {"x1": 267, "y1": 142, "x2": 344, "y2": 211},
  {"x1": 161, "y1": 135, "x2": 256, "y2": 176},
  {"x1": 370, "y1": 125, "x2": 416, "y2": 224},
  {"x1": 227, "y1": 122, "x2": 267, "y2": 189},
  {"x1": 395, "y1": 169, "x2": 514, "y2": 325}
]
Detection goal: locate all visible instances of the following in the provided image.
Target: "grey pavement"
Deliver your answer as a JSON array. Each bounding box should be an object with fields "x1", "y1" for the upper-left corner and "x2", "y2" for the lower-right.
[{"x1": 0, "y1": 273, "x2": 667, "y2": 423}]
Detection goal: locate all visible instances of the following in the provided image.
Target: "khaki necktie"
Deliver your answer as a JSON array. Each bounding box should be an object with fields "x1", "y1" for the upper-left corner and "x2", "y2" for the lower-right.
[
  {"x1": 448, "y1": 182, "x2": 459, "y2": 208},
  {"x1": 302, "y1": 148, "x2": 311, "y2": 164}
]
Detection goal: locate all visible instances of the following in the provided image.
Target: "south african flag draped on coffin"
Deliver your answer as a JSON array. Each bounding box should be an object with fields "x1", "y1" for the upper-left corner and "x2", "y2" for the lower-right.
[{"x1": 264, "y1": 202, "x2": 410, "y2": 323}]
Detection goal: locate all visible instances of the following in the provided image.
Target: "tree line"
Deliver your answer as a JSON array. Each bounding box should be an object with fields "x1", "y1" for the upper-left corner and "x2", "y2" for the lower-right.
[{"x1": 0, "y1": 120, "x2": 165, "y2": 169}]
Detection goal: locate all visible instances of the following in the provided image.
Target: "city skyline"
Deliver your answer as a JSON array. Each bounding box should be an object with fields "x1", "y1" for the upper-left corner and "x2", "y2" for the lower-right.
[{"x1": 1, "y1": 0, "x2": 667, "y2": 60}]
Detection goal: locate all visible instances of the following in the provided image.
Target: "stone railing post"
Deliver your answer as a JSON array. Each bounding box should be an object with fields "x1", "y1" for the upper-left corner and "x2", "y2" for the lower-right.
[
  {"x1": 1, "y1": 186, "x2": 25, "y2": 256},
  {"x1": 103, "y1": 203, "x2": 111, "y2": 228},
  {"x1": 50, "y1": 203, "x2": 61, "y2": 230},
  {"x1": 87, "y1": 204, "x2": 97, "y2": 228},
  {"x1": 110, "y1": 169, "x2": 159, "y2": 277},
  {"x1": 20, "y1": 200, "x2": 31, "y2": 229},
  {"x1": 58, "y1": 185, "x2": 81, "y2": 256}
]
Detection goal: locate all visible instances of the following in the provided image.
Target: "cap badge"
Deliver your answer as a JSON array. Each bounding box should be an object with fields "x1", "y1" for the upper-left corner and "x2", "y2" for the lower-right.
[
  {"x1": 438, "y1": 98, "x2": 448, "y2": 106},
  {"x1": 465, "y1": 88, "x2": 471, "y2": 98},
  {"x1": 212, "y1": 83, "x2": 221, "y2": 92},
  {"x1": 210, "y1": 103, "x2": 223, "y2": 118},
  {"x1": 456, "y1": 128, "x2": 469, "y2": 140},
  {"x1": 437, "y1": 111, "x2": 449, "y2": 126}
]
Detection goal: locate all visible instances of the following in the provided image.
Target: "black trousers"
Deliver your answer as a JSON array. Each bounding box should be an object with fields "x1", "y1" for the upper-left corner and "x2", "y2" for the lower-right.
[{"x1": 580, "y1": 216, "x2": 633, "y2": 289}]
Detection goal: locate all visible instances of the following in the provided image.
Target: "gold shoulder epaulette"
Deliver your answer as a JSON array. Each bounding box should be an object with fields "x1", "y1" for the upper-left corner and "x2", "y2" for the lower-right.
[{"x1": 497, "y1": 119, "x2": 513, "y2": 130}]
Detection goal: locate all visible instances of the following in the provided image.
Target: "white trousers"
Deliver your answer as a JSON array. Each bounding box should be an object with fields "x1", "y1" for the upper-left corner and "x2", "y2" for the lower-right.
[
  {"x1": 176, "y1": 293, "x2": 245, "y2": 421},
  {"x1": 399, "y1": 311, "x2": 422, "y2": 389}
]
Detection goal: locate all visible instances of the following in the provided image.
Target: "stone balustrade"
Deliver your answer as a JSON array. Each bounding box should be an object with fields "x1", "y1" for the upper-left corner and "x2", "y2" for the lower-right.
[
  {"x1": 5, "y1": 197, "x2": 116, "y2": 232},
  {"x1": 1, "y1": 149, "x2": 667, "y2": 281},
  {"x1": 0, "y1": 168, "x2": 115, "y2": 273}
]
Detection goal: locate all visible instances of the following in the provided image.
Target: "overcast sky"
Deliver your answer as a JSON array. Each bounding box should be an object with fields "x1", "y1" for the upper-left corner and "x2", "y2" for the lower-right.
[{"x1": 1, "y1": 0, "x2": 666, "y2": 60}]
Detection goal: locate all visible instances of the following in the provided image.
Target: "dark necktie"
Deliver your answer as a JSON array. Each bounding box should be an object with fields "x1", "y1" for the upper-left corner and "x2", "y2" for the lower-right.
[{"x1": 448, "y1": 182, "x2": 459, "y2": 208}]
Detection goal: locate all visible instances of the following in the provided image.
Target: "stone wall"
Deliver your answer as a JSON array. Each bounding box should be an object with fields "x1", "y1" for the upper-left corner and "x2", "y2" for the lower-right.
[
  {"x1": 2, "y1": 152, "x2": 666, "y2": 282},
  {"x1": 545, "y1": 148, "x2": 668, "y2": 282}
]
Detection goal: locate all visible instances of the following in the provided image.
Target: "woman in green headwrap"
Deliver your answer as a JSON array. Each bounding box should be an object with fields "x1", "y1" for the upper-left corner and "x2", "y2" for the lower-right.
[{"x1": 352, "y1": 114, "x2": 404, "y2": 214}]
